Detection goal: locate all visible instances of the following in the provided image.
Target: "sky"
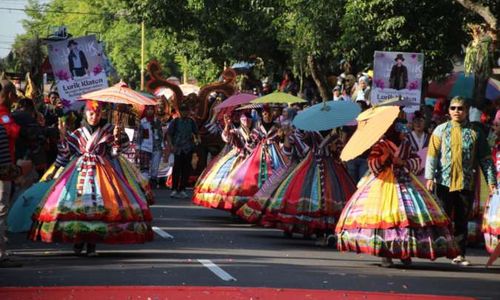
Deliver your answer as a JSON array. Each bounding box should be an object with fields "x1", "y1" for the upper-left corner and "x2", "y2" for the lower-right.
[{"x1": 0, "y1": 0, "x2": 50, "y2": 58}]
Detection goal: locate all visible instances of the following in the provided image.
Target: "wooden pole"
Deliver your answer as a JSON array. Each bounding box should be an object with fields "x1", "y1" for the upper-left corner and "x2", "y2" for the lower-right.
[{"x1": 140, "y1": 21, "x2": 145, "y2": 91}]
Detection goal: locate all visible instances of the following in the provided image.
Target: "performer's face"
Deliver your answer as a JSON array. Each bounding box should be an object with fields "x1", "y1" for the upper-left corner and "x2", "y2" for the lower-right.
[
  {"x1": 449, "y1": 104, "x2": 467, "y2": 122},
  {"x1": 240, "y1": 115, "x2": 252, "y2": 128},
  {"x1": 262, "y1": 111, "x2": 272, "y2": 123},
  {"x1": 85, "y1": 109, "x2": 102, "y2": 126},
  {"x1": 396, "y1": 59, "x2": 403, "y2": 66},
  {"x1": 412, "y1": 118, "x2": 425, "y2": 132}
]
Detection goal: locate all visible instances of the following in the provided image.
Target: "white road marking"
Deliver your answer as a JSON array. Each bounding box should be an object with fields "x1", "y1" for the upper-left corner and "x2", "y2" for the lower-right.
[
  {"x1": 197, "y1": 259, "x2": 237, "y2": 282},
  {"x1": 152, "y1": 226, "x2": 174, "y2": 239}
]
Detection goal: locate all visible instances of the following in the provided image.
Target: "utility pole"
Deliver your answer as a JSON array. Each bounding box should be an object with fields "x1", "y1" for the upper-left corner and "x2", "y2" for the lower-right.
[{"x1": 140, "y1": 20, "x2": 145, "y2": 91}]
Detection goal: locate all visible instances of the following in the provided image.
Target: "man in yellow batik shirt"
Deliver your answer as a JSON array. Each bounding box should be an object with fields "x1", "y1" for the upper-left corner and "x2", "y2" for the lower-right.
[{"x1": 425, "y1": 96, "x2": 496, "y2": 266}]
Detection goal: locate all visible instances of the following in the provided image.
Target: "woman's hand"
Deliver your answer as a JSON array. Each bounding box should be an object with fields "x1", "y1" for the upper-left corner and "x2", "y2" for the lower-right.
[{"x1": 223, "y1": 114, "x2": 231, "y2": 128}]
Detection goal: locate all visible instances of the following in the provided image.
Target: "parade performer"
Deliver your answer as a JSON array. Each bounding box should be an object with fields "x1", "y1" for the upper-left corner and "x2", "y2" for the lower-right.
[
  {"x1": 135, "y1": 105, "x2": 165, "y2": 187},
  {"x1": 30, "y1": 100, "x2": 154, "y2": 256},
  {"x1": 244, "y1": 130, "x2": 355, "y2": 239},
  {"x1": 425, "y1": 97, "x2": 496, "y2": 266},
  {"x1": 218, "y1": 106, "x2": 288, "y2": 212},
  {"x1": 193, "y1": 111, "x2": 255, "y2": 209},
  {"x1": 237, "y1": 117, "x2": 309, "y2": 225},
  {"x1": 408, "y1": 111, "x2": 429, "y2": 184},
  {"x1": 483, "y1": 111, "x2": 500, "y2": 254},
  {"x1": 336, "y1": 119, "x2": 458, "y2": 267}
]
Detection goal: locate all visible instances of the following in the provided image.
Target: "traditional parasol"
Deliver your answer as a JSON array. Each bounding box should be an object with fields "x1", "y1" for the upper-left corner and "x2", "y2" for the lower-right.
[
  {"x1": 292, "y1": 100, "x2": 360, "y2": 131},
  {"x1": 236, "y1": 103, "x2": 264, "y2": 110},
  {"x1": 80, "y1": 81, "x2": 157, "y2": 126},
  {"x1": 250, "y1": 92, "x2": 307, "y2": 104},
  {"x1": 81, "y1": 81, "x2": 157, "y2": 106},
  {"x1": 214, "y1": 92, "x2": 257, "y2": 110},
  {"x1": 340, "y1": 105, "x2": 400, "y2": 161}
]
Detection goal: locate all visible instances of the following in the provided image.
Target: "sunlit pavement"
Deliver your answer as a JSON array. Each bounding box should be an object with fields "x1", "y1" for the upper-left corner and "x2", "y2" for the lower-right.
[{"x1": 1, "y1": 188, "x2": 499, "y2": 299}]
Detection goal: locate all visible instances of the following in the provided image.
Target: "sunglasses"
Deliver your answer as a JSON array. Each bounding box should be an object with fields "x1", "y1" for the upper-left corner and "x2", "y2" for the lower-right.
[{"x1": 449, "y1": 106, "x2": 464, "y2": 112}]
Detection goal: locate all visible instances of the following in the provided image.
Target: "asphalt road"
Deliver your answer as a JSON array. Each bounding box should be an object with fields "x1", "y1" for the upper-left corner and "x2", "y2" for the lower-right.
[{"x1": 1, "y1": 189, "x2": 499, "y2": 299}]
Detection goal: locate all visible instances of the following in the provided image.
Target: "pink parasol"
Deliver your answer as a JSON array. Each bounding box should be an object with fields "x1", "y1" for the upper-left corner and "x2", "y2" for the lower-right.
[{"x1": 214, "y1": 92, "x2": 257, "y2": 110}]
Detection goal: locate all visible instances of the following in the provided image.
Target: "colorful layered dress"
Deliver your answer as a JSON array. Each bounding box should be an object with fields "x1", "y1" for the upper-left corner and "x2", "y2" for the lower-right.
[
  {"x1": 483, "y1": 140, "x2": 500, "y2": 253},
  {"x1": 336, "y1": 137, "x2": 458, "y2": 260},
  {"x1": 237, "y1": 129, "x2": 310, "y2": 224},
  {"x1": 218, "y1": 122, "x2": 288, "y2": 211},
  {"x1": 30, "y1": 123, "x2": 154, "y2": 244},
  {"x1": 245, "y1": 131, "x2": 355, "y2": 234},
  {"x1": 192, "y1": 124, "x2": 254, "y2": 209}
]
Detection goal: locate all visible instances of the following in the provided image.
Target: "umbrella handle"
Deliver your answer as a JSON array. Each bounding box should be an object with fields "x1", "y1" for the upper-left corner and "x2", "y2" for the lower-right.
[{"x1": 320, "y1": 100, "x2": 331, "y2": 112}]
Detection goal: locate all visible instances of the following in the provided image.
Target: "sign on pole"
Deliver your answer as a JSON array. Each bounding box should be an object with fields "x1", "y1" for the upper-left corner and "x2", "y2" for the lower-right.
[
  {"x1": 47, "y1": 35, "x2": 108, "y2": 110},
  {"x1": 372, "y1": 51, "x2": 424, "y2": 112}
]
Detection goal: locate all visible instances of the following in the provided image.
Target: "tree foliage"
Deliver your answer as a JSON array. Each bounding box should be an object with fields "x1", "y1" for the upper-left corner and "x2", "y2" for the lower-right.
[
  {"x1": 4, "y1": 0, "x2": 498, "y2": 96},
  {"x1": 339, "y1": 0, "x2": 471, "y2": 80}
]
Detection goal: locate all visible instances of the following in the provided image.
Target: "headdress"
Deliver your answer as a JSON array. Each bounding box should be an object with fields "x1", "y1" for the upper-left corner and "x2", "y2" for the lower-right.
[{"x1": 85, "y1": 100, "x2": 102, "y2": 112}]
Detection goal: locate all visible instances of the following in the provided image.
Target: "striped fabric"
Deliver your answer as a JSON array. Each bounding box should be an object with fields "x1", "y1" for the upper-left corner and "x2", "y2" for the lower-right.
[
  {"x1": 368, "y1": 138, "x2": 420, "y2": 178},
  {"x1": 30, "y1": 123, "x2": 152, "y2": 245},
  {"x1": 336, "y1": 137, "x2": 458, "y2": 260},
  {"x1": 0, "y1": 124, "x2": 11, "y2": 165}
]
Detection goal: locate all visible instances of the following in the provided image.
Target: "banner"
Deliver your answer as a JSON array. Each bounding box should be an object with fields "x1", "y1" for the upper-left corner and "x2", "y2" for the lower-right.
[
  {"x1": 372, "y1": 51, "x2": 424, "y2": 112},
  {"x1": 47, "y1": 35, "x2": 108, "y2": 110}
]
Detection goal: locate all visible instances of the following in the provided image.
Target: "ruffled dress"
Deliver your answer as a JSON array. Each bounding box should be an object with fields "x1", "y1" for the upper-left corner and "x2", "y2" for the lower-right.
[
  {"x1": 30, "y1": 123, "x2": 154, "y2": 244},
  {"x1": 217, "y1": 122, "x2": 288, "y2": 212},
  {"x1": 245, "y1": 132, "x2": 355, "y2": 235},
  {"x1": 237, "y1": 129, "x2": 310, "y2": 224},
  {"x1": 192, "y1": 125, "x2": 254, "y2": 209},
  {"x1": 336, "y1": 138, "x2": 458, "y2": 260},
  {"x1": 483, "y1": 141, "x2": 500, "y2": 253}
]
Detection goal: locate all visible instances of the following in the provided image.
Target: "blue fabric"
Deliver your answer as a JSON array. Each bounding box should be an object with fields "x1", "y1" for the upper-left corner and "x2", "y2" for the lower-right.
[{"x1": 8, "y1": 181, "x2": 53, "y2": 232}]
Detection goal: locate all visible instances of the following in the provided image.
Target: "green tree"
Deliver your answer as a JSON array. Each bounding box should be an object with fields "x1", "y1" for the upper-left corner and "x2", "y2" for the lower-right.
[
  {"x1": 16, "y1": 0, "x2": 182, "y2": 86},
  {"x1": 455, "y1": 0, "x2": 498, "y2": 108},
  {"x1": 339, "y1": 0, "x2": 470, "y2": 82},
  {"x1": 272, "y1": 0, "x2": 345, "y2": 100}
]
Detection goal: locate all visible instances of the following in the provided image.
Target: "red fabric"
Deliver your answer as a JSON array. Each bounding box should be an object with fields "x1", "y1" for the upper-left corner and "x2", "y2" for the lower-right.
[{"x1": 0, "y1": 105, "x2": 20, "y2": 161}]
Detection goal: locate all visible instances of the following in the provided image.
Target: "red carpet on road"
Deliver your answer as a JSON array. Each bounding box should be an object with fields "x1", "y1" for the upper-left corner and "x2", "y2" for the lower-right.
[{"x1": 0, "y1": 286, "x2": 474, "y2": 300}]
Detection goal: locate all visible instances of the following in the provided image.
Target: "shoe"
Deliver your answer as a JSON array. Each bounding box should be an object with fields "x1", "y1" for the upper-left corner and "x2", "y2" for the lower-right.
[
  {"x1": 400, "y1": 257, "x2": 412, "y2": 266},
  {"x1": 179, "y1": 191, "x2": 189, "y2": 199},
  {"x1": 170, "y1": 191, "x2": 178, "y2": 198},
  {"x1": 326, "y1": 234, "x2": 337, "y2": 248},
  {"x1": 451, "y1": 255, "x2": 471, "y2": 266},
  {"x1": 73, "y1": 243, "x2": 84, "y2": 255},
  {"x1": 86, "y1": 244, "x2": 97, "y2": 257},
  {"x1": 0, "y1": 259, "x2": 22, "y2": 268},
  {"x1": 381, "y1": 257, "x2": 394, "y2": 268}
]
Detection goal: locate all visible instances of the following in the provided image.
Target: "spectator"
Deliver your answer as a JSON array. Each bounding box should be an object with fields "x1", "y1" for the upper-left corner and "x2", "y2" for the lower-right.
[
  {"x1": 0, "y1": 79, "x2": 32, "y2": 268},
  {"x1": 135, "y1": 105, "x2": 165, "y2": 188},
  {"x1": 39, "y1": 92, "x2": 63, "y2": 128},
  {"x1": 351, "y1": 76, "x2": 371, "y2": 105},
  {"x1": 279, "y1": 69, "x2": 298, "y2": 96}
]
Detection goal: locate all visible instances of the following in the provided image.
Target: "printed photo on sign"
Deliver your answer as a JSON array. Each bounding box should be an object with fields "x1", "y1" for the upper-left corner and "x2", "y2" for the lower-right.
[
  {"x1": 372, "y1": 51, "x2": 424, "y2": 112},
  {"x1": 47, "y1": 35, "x2": 109, "y2": 110}
]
